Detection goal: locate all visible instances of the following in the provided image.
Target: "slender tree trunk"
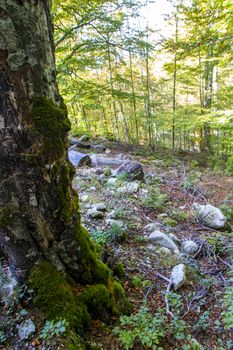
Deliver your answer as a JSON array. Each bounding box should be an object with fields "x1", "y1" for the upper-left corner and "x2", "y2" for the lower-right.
[
  {"x1": 172, "y1": 16, "x2": 178, "y2": 150},
  {"x1": 128, "y1": 50, "x2": 139, "y2": 143}
]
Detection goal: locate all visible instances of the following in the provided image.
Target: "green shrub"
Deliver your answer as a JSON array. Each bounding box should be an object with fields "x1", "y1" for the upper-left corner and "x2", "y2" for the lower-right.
[
  {"x1": 142, "y1": 187, "x2": 167, "y2": 211},
  {"x1": 226, "y1": 156, "x2": 233, "y2": 175},
  {"x1": 40, "y1": 319, "x2": 68, "y2": 340}
]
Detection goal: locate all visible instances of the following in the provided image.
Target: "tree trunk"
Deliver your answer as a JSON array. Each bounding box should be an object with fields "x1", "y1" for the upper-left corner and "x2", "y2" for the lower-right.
[{"x1": 0, "y1": 0, "x2": 116, "y2": 290}]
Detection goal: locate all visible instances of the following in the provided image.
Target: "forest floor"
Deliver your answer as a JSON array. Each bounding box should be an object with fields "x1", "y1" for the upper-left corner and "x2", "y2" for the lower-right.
[
  {"x1": 73, "y1": 139, "x2": 233, "y2": 350},
  {"x1": 0, "y1": 139, "x2": 233, "y2": 350}
]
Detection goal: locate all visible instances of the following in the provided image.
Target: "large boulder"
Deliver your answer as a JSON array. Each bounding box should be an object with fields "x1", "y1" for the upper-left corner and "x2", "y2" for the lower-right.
[
  {"x1": 113, "y1": 161, "x2": 144, "y2": 181},
  {"x1": 148, "y1": 231, "x2": 179, "y2": 252},
  {"x1": 68, "y1": 150, "x2": 92, "y2": 167},
  {"x1": 192, "y1": 202, "x2": 226, "y2": 229}
]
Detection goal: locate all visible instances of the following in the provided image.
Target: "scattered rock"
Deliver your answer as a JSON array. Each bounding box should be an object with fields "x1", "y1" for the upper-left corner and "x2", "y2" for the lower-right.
[
  {"x1": 107, "y1": 210, "x2": 118, "y2": 219},
  {"x1": 144, "y1": 222, "x2": 162, "y2": 234},
  {"x1": 192, "y1": 202, "x2": 226, "y2": 229},
  {"x1": 107, "y1": 178, "x2": 118, "y2": 186},
  {"x1": 158, "y1": 247, "x2": 171, "y2": 255},
  {"x1": 117, "y1": 182, "x2": 140, "y2": 194},
  {"x1": 168, "y1": 233, "x2": 181, "y2": 245},
  {"x1": 113, "y1": 161, "x2": 144, "y2": 181},
  {"x1": 148, "y1": 231, "x2": 179, "y2": 252},
  {"x1": 171, "y1": 264, "x2": 186, "y2": 290},
  {"x1": 105, "y1": 148, "x2": 111, "y2": 155},
  {"x1": 94, "y1": 167, "x2": 104, "y2": 175},
  {"x1": 68, "y1": 150, "x2": 92, "y2": 167},
  {"x1": 92, "y1": 203, "x2": 107, "y2": 211},
  {"x1": 79, "y1": 135, "x2": 90, "y2": 142},
  {"x1": 80, "y1": 194, "x2": 89, "y2": 202},
  {"x1": 89, "y1": 186, "x2": 96, "y2": 191},
  {"x1": 181, "y1": 240, "x2": 199, "y2": 255},
  {"x1": 18, "y1": 319, "x2": 35, "y2": 341},
  {"x1": 87, "y1": 208, "x2": 104, "y2": 219},
  {"x1": 93, "y1": 144, "x2": 106, "y2": 153}
]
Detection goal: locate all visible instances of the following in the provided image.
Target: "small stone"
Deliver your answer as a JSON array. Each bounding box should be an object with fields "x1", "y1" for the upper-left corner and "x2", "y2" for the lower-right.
[
  {"x1": 105, "y1": 148, "x2": 111, "y2": 155},
  {"x1": 89, "y1": 186, "x2": 96, "y2": 191},
  {"x1": 157, "y1": 247, "x2": 171, "y2": 255},
  {"x1": 107, "y1": 210, "x2": 118, "y2": 219},
  {"x1": 92, "y1": 203, "x2": 107, "y2": 211},
  {"x1": 107, "y1": 178, "x2": 118, "y2": 186},
  {"x1": 80, "y1": 194, "x2": 89, "y2": 202},
  {"x1": 181, "y1": 240, "x2": 199, "y2": 254},
  {"x1": 87, "y1": 208, "x2": 104, "y2": 219},
  {"x1": 171, "y1": 264, "x2": 186, "y2": 290},
  {"x1": 79, "y1": 135, "x2": 89, "y2": 142},
  {"x1": 144, "y1": 222, "x2": 162, "y2": 234},
  {"x1": 149, "y1": 231, "x2": 179, "y2": 252},
  {"x1": 18, "y1": 319, "x2": 35, "y2": 341}
]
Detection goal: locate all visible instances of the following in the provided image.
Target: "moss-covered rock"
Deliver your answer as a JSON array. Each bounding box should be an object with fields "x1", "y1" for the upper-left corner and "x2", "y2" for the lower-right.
[
  {"x1": 29, "y1": 261, "x2": 90, "y2": 329},
  {"x1": 30, "y1": 96, "x2": 71, "y2": 162}
]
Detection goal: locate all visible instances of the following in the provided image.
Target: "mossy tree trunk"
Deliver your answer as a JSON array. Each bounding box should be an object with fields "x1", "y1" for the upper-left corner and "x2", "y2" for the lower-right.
[{"x1": 0, "y1": 0, "x2": 119, "y2": 298}]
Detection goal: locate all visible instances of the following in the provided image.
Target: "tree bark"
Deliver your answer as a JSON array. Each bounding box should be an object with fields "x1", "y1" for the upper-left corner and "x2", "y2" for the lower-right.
[{"x1": 0, "y1": 0, "x2": 108, "y2": 285}]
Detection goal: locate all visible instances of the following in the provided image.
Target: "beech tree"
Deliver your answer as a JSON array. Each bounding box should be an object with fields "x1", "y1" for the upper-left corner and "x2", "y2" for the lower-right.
[{"x1": 0, "y1": 0, "x2": 127, "y2": 327}]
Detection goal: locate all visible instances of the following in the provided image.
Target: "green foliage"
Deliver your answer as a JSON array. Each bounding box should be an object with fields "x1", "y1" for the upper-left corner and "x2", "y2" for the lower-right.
[
  {"x1": 142, "y1": 187, "x2": 167, "y2": 211},
  {"x1": 226, "y1": 156, "x2": 233, "y2": 175},
  {"x1": 168, "y1": 210, "x2": 189, "y2": 223},
  {"x1": 113, "y1": 262, "x2": 126, "y2": 278},
  {"x1": 132, "y1": 275, "x2": 142, "y2": 288},
  {"x1": 40, "y1": 319, "x2": 68, "y2": 340},
  {"x1": 91, "y1": 223, "x2": 127, "y2": 245},
  {"x1": 222, "y1": 273, "x2": 233, "y2": 329},
  {"x1": 113, "y1": 304, "x2": 166, "y2": 349}
]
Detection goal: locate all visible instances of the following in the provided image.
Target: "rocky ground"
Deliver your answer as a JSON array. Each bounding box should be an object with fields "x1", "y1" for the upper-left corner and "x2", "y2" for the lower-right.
[
  {"x1": 0, "y1": 138, "x2": 233, "y2": 349},
  {"x1": 71, "y1": 138, "x2": 233, "y2": 350}
]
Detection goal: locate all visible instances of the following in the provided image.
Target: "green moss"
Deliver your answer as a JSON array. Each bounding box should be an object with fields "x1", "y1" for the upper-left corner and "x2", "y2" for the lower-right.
[
  {"x1": 30, "y1": 96, "x2": 71, "y2": 161},
  {"x1": 76, "y1": 226, "x2": 110, "y2": 285},
  {"x1": 55, "y1": 163, "x2": 79, "y2": 223},
  {"x1": 66, "y1": 333, "x2": 86, "y2": 350},
  {"x1": 0, "y1": 206, "x2": 12, "y2": 227},
  {"x1": 29, "y1": 261, "x2": 90, "y2": 329},
  {"x1": 113, "y1": 262, "x2": 125, "y2": 278},
  {"x1": 79, "y1": 284, "x2": 111, "y2": 320},
  {"x1": 164, "y1": 218, "x2": 178, "y2": 227}
]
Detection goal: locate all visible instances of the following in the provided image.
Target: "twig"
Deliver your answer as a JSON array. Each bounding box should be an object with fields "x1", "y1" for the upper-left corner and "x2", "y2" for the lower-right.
[
  {"x1": 217, "y1": 256, "x2": 232, "y2": 268},
  {"x1": 164, "y1": 280, "x2": 174, "y2": 319},
  {"x1": 155, "y1": 272, "x2": 170, "y2": 283}
]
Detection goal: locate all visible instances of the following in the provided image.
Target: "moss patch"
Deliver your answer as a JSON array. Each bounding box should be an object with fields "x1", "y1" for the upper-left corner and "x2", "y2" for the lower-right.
[
  {"x1": 30, "y1": 96, "x2": 71, "y2": 161},
  {"x1": 29, "y1": 261, "x2": 90, "y2": 329},
  {"x1": 54, "y1": 163, "x2": 79, "y2": 224}
]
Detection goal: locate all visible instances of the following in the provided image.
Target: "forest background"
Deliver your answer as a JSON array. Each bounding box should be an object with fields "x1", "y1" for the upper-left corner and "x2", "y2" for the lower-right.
[{"x1": 53, "y1": 0, "x2": 233, "y2": 171}]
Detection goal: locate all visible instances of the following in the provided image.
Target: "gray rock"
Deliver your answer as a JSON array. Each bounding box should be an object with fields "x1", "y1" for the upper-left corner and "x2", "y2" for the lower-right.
[
  {"x1": 117, "y1": 182, "x2": 140, "y2": 194},
  {"x1": 92, "y1": 203, "x2": 107, "y2": 211},
  {"x1": 79, "y1": 135, "x2": 90, "y2": 142},
  {"x1": 18, "y1": 319, "x2": 35, "y2": 340},
  {"x1": 113, "y1": 161, "x2": 144, "y2": 181},
  {"x1": 87, "y1": 208, "x2": 104, "y2": 219},
  {"x1": 148, "y1": 231, "x2": 179, "y2": 252},
  {"x1": 181, "y1": 240, "x2": 199, "y2": 254},
  {"x1": 68, "y1": 150, "x2": 92, "y2": 167},
  {"x1": 107, "y1": 210, "x2": 118, "y2": 219},
  {"x1": 93, "y1": 144, "x2": 106, "y2": 153},
  {"x1": 144, "y1": 222, "x2": 162, "y2": 234},
  {"x1": 171, "y1": 264, "x2": 186, "y2": 290},
  {"x1": 192, "y1": 202, "x2": 226, "y2": 229},
  {"x1": 157, "y1": 247, "x2": 171, "y2": 255},
  {"x1": 80, "y1": 194, "x2": 89, "y2": 202},
  {"x1": 107, "y1": 178, "x2": 118, "y2": 186}
]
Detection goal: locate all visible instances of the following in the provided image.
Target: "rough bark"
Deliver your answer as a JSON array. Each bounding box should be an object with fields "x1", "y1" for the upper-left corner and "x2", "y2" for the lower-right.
[{"x1": 0, "y1": 0, "x2": 109, "y2": 286}]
